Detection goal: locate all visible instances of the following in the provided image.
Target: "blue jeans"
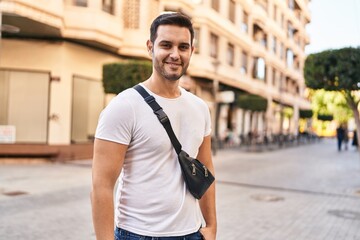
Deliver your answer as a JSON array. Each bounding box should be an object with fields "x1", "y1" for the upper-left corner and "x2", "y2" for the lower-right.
[{"x1": 114, "y1": 227, "x2": 204, "y2": 240}]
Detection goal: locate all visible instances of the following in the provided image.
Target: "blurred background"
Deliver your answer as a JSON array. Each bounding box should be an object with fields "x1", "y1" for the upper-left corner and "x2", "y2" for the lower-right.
[
  {"x1": 0, "y1": 0, "x2": 359, "y2": 158},
  {"x1": 1, "y1": 1, "x2": 360, "y2": 240}
]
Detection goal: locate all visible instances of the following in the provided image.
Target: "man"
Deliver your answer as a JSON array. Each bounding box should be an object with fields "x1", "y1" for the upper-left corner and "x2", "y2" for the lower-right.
[
  {"x1": 91, "y1": 12, "x2": 217, "y2": 240},
  {"x1": 336, "y1": 124, "x2": 345, "y2": 151}
]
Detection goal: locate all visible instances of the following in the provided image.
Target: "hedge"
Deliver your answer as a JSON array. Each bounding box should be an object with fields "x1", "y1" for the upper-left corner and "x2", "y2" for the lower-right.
[
  {"x1": 236, "y1": 94, "x2": 267, "y2": 111},
  {"x1": 299, "y1": 109, "x2": 313, "y2": 119},
  {"x1": 103, "y1": 60, "x2": 152, "y2": 94},
  {"x1": 317, "y1": 114, "x2": 333, "y2": 121}
]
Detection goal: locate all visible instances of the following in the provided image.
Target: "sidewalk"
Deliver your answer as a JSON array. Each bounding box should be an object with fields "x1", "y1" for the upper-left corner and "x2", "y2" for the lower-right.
[
  {"x1": 213, "y1": 138, "x2": 360, "y2": 240},
  {"x1": 0, "y1": 138, "x2": 359, "y2": 240}
]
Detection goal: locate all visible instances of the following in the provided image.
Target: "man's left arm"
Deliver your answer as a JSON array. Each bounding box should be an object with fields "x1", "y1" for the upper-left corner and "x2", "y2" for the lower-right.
[{"x1": 197, "y1": 135, "x2": 217, "y2": 240}]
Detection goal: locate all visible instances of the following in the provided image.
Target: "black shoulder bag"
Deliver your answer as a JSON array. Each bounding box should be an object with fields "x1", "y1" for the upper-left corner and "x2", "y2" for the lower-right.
[{"x1": 133, "y1": 84, "x2": 215, "y2": 199}]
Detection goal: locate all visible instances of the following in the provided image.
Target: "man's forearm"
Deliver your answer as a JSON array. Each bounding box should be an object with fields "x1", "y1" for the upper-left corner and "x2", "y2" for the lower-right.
[
  {"x1": 92, "y1": 188, "x2": 115, "y2": 240},
  {"x1": 199, "y1": 183, "x2": 217, "y2": 240},
  {"x1": 199, "y1": 183, "x2": 217, "y2": 229}
]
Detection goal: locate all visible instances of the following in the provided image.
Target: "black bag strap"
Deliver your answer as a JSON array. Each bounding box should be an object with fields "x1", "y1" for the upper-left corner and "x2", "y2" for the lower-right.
[{"x1": 133, "y1": 84, "x2": 182, "y2": 154}]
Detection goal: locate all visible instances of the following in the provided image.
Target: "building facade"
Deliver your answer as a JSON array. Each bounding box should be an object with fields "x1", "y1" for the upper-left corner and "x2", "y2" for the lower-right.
[{"x1": 0, "y1": 0, "x2": 311, "y2": 159}]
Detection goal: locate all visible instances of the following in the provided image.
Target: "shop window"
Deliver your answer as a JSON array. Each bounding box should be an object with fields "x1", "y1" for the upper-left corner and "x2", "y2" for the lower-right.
[
  {"x1": 0, "y1": 70, "x2": 49, "y2": 143},
  {"x1": 71, "y1": 76, "x2": 105, "y2": 143}
]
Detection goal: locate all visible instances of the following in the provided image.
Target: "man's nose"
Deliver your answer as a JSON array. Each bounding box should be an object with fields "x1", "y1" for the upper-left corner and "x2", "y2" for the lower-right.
[{"x1": 169, "y1": 47, "x2": 180, "y2": 60}]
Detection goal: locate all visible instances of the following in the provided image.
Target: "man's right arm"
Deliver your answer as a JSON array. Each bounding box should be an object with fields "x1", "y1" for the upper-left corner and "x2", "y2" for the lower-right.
[{"x1": 91, "y1": 138, "x2": 128, "y2": 240}]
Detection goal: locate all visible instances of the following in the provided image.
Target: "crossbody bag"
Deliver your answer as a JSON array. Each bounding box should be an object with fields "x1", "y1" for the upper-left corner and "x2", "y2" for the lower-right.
[{"x1": 133, "y1": 84, "x2": 215, "y2": 199}]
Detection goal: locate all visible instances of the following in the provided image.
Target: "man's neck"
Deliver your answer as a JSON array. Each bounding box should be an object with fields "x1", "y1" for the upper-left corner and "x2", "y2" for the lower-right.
[{"x1": 143, "y1": 76, "x2": 181, "y2": 98}]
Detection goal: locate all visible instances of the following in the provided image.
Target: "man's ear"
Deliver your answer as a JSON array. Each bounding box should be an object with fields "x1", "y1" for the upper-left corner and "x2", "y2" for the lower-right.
[{"x1": 146, "y1": 40, "x2": 153, "y2": 56}]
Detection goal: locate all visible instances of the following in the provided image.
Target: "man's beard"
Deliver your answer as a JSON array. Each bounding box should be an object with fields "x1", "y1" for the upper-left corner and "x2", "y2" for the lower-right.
[{"x1": 154, "y1": 61, "x2": 189, "y2": 81}]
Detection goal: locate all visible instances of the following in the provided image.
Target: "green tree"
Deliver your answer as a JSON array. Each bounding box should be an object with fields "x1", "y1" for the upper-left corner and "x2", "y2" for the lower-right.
[
  {"x1": 310, "y1": 89, "x2": 352, "y2": 123},
  {"x1": 305, "y1": 47, "x2": 360, "y2": 147}
]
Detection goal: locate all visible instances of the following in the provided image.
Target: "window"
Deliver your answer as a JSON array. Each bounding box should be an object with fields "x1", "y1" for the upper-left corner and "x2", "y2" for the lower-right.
[
  {"x1": 102, "y1": 0, "x2": 115, "y2": 14},
  {"x1": 241, "y1": 12, "x2": 248, "y2": 33},
  {"x1": 280, "y1": 42, "x2": 284, "y2": 59},
  {"x1": 210, "y1": 33, "x2": 219, "y2": 59},
  {"x1": 253, "y1": 57, "x2": 266, "y2": 81},
  {"x1": 287, "y1": 21, "x2": 293, "y2": 39},
  {"x1": 73, "y1": 0, "x2": 87, "y2": 7},
  {"x1": 285, "y1": 77, "x2": 290, "y2": 93},
  {"x1": 273, "y1": 4, "x2": 277, "y2": 21},
  {"x1": 211, "y1": 0, "x2": 220, "y2": 12},
  {"x1": 272, "y1": 36, "x2": 277, "y2": 54},
  {"x1": 272, "y1": 68, "x2": 277, "y2": 86},
  {"x1": 297, "y1": 38, "x2": 302, "y2": 49},
  {"x1": 194, "y1": 27, "x2": 200, "y2": 54},
  {"x1": 229, "y1": 0, "x2": 236, "y2": 23},
  {"x1": 255, "y1": 0, "x2": 267, "y2": 12},
  {"x1": 286, "y1": 49, "x2": 294, "y2": 68},
  {"x1": 279, "y1": 74, "x2": 284, "y2": 91},
  {"x1": 241, "y1": 51, "x2": 247, "y2": 74},
  {"x1": 227, "y1": 43, "x2": 235, "y2": 66},
  {"x1": 288, "y1": 0, "x2": 295, "y2": 10},
  {"x1": 293, "y1": 54, "x2": 299, "y2": 70},
  {"x1": 281, "y1": 14, "x2": 285, "y2": 29},
  {"x1": 123, "y1": 0, "x2": 140, "y2": 29},
  {"x1": 253, "y1": 24, "x2": 267, "y2": 47},
  {"x1": 261, "y1": 33, "x2": 267, "y2": 48}
]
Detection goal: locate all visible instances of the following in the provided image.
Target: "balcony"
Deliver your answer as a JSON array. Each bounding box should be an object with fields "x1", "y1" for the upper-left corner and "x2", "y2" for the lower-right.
[{"x1": 1, "y1": 0, "x2": 122, "y2": 53}]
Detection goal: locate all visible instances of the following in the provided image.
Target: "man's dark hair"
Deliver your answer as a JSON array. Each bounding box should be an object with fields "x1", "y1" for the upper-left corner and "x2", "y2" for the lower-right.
[{"x1": 150, "y1": 12, "x2": 194, "y2": 45}]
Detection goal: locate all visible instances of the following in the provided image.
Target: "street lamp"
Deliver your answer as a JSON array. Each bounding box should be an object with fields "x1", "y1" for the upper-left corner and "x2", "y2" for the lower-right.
[
  {"x1": 212, "y1": 59, "x2": 220, "y2": 154},
  {"x1": 278, "y1": 77, "x2": 284, "y2": 147}
]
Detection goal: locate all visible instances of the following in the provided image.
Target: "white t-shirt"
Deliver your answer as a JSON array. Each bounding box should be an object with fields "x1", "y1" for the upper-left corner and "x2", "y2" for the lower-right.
[{"x1": 95, "y1": 84, "x2": 211, "y2": 237}]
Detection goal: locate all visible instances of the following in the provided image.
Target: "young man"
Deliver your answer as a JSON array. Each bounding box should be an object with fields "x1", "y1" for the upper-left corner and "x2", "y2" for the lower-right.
[{"x1": 91, "y1": 13, "x2": 217, "y2": 240}]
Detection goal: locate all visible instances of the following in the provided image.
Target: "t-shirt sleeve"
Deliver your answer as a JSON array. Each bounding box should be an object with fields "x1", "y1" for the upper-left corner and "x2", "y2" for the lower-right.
[
  {"x1": 95, "y1": 96, "x2": 134, "y2": 145},
  {"x1": 203, "y1": 103, "x2": 212, "y2": 137}
]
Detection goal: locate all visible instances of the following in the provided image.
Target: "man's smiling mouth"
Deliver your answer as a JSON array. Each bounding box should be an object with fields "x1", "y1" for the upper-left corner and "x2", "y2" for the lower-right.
[{"x1": 165, "y1": 61, "x2": 182, "y2": 67}]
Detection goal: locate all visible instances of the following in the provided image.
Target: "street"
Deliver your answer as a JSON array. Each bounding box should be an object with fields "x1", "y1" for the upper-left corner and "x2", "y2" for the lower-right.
[{"x1": 1, "y1": 138, "x2": 359, "y2": 240}]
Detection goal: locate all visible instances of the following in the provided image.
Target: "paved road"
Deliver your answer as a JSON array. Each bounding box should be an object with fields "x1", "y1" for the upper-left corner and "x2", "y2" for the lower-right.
[{"x1": 0, "y1": 138, "x2": 359, "y2": 240}]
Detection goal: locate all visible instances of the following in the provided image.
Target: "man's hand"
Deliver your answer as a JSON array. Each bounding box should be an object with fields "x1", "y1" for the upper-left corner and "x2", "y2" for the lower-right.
[{"x1": 200, "y1": 226, "x2": 216, "y2": 240}]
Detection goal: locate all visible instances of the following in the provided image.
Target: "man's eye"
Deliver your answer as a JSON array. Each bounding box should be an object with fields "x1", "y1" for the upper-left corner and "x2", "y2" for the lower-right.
[
  {"x1": 180, "y1": 45, "x2": 190, "y2": 50},
  {"x1": 161, "y1": 44, "x2": 171, "y2": 48}
]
